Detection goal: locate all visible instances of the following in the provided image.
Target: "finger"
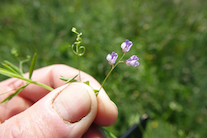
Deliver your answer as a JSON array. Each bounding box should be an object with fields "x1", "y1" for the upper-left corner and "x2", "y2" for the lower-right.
[
  {"x1": 0, "y1": 82, "x2": 98, "y2": 137},
  {"x1": 9, "y1": 64, "x2": 102, "y2": 102},
  {"x1": 0, "y1": 64, "x2": 118, "y2": 126},
  {"x1": 0, "y1": 80, "x2": 33, "y2": 123},
  {"x1": 28, "y1": 64, "x2": 118, "y2": 126},
  {"x1": 94, "y1": 89, "x2": 118, "y2": 126},
  {"x1": 82, "y1": 124, "x2": 106, "y2": 138},
  {"x1": 50, "y1": 65, "x2": 118, "y2": 126},
  {"x1": 0, "y1": 64, "x2": 96, "y2": 121}
]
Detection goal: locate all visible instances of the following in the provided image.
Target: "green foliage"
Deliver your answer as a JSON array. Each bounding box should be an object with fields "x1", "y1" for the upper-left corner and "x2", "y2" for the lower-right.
[
  {"x1": 1, "y1": 84, "x2": 28, "y2": 103},
  {"x1": 60, "y1": 74, "x2": 79, "y2": 84},
  {"x1": 71, "y1": 27, "x2": 85, "y2": 56},
  {"x1": 0, "y1": 0, "x2": 207, "y2": 137},
  {"x1": 29, "y1": 53, "x2": 36, "y2": 79},
  {"x1": 0, "y1": 54, "x2": 54, "y2": 103},
  {"x1": 145, "y1": 119, "x2": 179, "y2": 138}
]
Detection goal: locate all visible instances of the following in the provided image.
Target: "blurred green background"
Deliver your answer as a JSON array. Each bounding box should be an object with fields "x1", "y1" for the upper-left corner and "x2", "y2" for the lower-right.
[{"x1": 0, "y1": 0, "x2": 207, "y2": 137}]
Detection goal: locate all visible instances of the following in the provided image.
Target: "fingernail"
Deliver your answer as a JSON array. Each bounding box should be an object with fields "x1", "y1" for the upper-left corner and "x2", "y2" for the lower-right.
[{"x1": 53, "y1": 83, "x2": 91, "y2": 123}]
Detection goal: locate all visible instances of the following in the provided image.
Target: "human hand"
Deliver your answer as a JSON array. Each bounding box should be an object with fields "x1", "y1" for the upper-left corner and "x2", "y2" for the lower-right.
[{"x1": 0, "y1": 64, "x2": 118, "y2": 137}]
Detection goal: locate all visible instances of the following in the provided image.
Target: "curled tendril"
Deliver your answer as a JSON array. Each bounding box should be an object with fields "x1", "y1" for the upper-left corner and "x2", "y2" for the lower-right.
[{"x1": 71, "y1": 27, "x2": 85, "y2": 56}]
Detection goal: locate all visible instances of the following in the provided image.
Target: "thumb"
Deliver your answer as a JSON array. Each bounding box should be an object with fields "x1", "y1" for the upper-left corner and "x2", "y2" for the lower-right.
[{"x1": 0, "y1": 82, "x2": 97, "y2": 138}]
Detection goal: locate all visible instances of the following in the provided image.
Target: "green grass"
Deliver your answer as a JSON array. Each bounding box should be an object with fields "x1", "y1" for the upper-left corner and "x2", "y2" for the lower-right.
[{"x1": 0, "y1": 0, "x2": 207, "y2": 137}]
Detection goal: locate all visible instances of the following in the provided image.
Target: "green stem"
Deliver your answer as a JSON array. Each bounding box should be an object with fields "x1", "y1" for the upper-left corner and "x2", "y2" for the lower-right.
[
  {"x1": 78, "y1": 56, "x2": 81, "y2": 81},
  {"x1": 30, "y1": 80, "x2": 54, "y2": 91},
  {"x1": 99, "y1": 53, "x2": 125, "y2": 91},
  {"x1": 0, "y1": 69, "x2": 53, "y2": 91},
  {"x1": 19, "y1": 57, "x2": 30, "y2": 75}
]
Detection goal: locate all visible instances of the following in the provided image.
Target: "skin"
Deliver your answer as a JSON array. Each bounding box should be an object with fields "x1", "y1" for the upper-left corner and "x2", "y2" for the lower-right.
[{"x1": 0, "y1": 64, "x2": 118, "y2": 137}]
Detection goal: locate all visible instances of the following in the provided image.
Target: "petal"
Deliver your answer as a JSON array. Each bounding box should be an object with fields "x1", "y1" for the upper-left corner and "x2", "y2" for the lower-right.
[
  {"x1": 126, "y1": 39, "x2": 133, "y2": 47},
  {"x1": 111, "y1": 52, "x2": 118, "y2": 58},
  {"x1": 131, "y1": 55, "x2": 139, "y2": 60},
  {"x1": 135, "y1": 61, "x2": 140, "y2": 67},
  {"x1": 106, "y1": 54, "x2": 112, "y2": 61},
  {"x1": 121, "y1": 39, "x2": 133, "y2": 53},
  {"x1": 121, "y1": 42, "x2": 126, "y2": 49},
  {"x1": 106, "y1": 52, "x2": 118, "y2": 65}
]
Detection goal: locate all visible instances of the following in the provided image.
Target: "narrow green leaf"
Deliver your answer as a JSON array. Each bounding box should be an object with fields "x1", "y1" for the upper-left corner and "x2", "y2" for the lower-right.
[
  {"x1": 2, "y1": 61, "x2": 22, "y2": 76},
  {"x1": 59, "y1": 76, "x2": 69, "y2": 81},
  {"x1": 0, "y1": 67, "x2": 54, "y2": 91},
  {"x1": 0, "y1": 68, "x2": 31, "y2": 82},
  {"x1": 1, "y1": 84, "x2": 28, "y2": 103},
  {"x1": 0, "y1": 68, "x2": 22, "y2": 78},
  {"x1": 29, "y1": 53, "x2": 36, "y2": 79},
  {"x1": 59, "y1": 74, "x2": 79, "y2": 84},
  {"x1": 84, "y1": 81, "x2": 90, "y2": 85},
  {"x1": 94, "y1": 89, "x2": 99, "y2": 96},
  {"x1": 65, "y1": 74, "x2": 79, "y2": 83},
  {"x1": 2, "y1": 62, "x2": 19, "y2": 74},
  {"x1": 93, "y1": 89, "x2": 99, "y2": 93}
]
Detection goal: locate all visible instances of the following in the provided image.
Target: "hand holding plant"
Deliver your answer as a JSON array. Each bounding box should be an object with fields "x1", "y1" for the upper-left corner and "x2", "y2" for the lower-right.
[
  {"x1": 0, "y1": 65, "x2": 118, "y2": 137},
  {"x1": 0, "y1": 28, "x2": 139, "y2": 137}
]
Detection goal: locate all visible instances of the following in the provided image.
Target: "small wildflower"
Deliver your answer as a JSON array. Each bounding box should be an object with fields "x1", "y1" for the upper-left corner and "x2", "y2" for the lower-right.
[
  {"x1": 125, "y1": 55, "x2": 140, "y2": 67},
  {"x1": 121, "y1": 39, "x2": 133, "y2": 53},
  {"x1": 106, "y1": 51, "x2": 118, "y2": 65}
]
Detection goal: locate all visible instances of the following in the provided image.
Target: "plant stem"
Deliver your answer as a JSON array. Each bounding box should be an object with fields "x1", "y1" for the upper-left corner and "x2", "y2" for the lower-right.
[
  {"x1": 78, "y1": 56, "x2": 81, "y2": 81},
  {"x1": 0, "y1": 69, "x2": 53, "y2": 91},
  {"x1": 99, "y1": 53, "x2": 125, "y2": 91},
  {"x1": 30, "y1": 80, "x2": 54, "y2": 91}
]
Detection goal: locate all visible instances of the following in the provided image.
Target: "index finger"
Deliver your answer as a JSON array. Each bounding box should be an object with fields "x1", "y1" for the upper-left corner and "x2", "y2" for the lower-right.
[{"x1": 18, "y1": 64, "x2": 102, "y2": 102}]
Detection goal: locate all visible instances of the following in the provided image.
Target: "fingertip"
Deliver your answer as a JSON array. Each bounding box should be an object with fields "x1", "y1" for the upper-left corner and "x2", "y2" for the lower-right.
[
  {"x1": 94, "y1": 89, "x2": 118, "y2": 126},
  {"x1": 82, "y1": 124, "x2": 107, "y2": 138}
]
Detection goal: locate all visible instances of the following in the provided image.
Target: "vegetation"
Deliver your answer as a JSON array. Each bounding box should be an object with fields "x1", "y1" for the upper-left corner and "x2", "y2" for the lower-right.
[{"x1": 0, "y1": 0, "x2": 207, "y2": 137}]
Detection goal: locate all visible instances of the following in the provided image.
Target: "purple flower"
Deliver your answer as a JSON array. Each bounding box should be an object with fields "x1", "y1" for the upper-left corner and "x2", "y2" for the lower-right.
[
  {"x1": 121, "y1": 39, "x2": 133, "y2": 53},
  {"x1": 125, "y1": 55, "x2": 140, "y2": 67},
  {"x1": 106, "y1": 51, "x2": 118, "y2": 65}
]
